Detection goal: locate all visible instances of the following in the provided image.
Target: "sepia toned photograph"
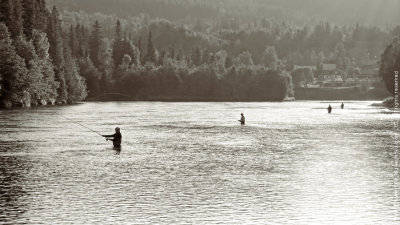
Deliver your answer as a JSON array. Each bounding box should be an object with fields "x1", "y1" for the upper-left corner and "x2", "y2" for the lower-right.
[{"x1": 0, "y1": 0, "x2": 399, "y2": 224}]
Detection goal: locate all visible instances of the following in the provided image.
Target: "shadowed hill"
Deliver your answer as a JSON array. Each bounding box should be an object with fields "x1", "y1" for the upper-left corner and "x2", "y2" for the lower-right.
[{"x1": 47, "y1": 0, "x2": 399, "y2": 26}]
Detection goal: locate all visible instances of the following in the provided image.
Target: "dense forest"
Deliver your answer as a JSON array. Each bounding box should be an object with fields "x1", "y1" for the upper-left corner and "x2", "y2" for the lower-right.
[
  {"x1": 1, "y1": 0, "x2": 399, "y2": 107},
  {"x1": 0, "y1": 0, "x2": 87, "y2": 108}
]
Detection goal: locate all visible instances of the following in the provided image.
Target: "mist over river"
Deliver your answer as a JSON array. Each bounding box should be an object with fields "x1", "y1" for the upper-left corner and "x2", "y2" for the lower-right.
[{"x1": 0, "y1": 101, "x2": 399, "y2": 224}]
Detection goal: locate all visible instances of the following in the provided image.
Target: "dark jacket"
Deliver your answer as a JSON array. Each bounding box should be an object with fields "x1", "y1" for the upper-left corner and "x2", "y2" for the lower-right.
[
  {"x1": 239, "y1": 115, "x2": 245, "y2": 125},
  {"x1": 327, "y1": 105, "x2": 332, "y2": 113},
  {"x1": 104, "y1": 132, "x2": 122, "y2": 147}
]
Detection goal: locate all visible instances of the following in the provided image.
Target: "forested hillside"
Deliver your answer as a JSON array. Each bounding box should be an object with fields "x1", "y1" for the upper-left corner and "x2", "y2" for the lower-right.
[
  {"x1": 1, "y1": 0, "x2": 398, "y2": 107},
  {"x1": 49, "y1": 0, "x2": 400, "y2": 26},
  {"x1": 48, "y1": 0, "x2": 398, "y2": 100}
]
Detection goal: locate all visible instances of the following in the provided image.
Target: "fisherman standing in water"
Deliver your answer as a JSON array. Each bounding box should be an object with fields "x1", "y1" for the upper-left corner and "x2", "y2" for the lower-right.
[
  {"x1": 341, "y1": 102, "x2": 344, "y2": 109},
  {"x1": 103, "y1": 127, "x2": 122, "y2": 148},
  {"x1": 327, "y1": 104, "x2": 332, "y2": 114},
  {"x1": 238, "y1": 113, "x2": 245, "y2": 125}
]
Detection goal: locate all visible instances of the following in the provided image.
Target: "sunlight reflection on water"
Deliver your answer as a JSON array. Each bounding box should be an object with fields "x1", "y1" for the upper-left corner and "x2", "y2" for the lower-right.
[{"x1": 0, "y1": 101, "x2": 399, "y2": 224}]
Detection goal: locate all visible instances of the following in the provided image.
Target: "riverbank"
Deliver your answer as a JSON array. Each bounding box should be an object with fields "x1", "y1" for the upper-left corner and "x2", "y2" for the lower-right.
[
  {"x1": 0, "y1": 99, "x2": 80, "y2": 109},
  {"x1": 1, "y1": 88, "x2": 391, "y2": 109},
  {"x1": 85, "y1": 94, "x2": 287, "y2": 102},
  {"x1": 294, "y1": 87, "x2": 390, "y2": 100}
]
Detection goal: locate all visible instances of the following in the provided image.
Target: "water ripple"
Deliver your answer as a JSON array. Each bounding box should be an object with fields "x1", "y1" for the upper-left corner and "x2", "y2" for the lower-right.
[{"x1": 0, "y1": 101, "x2": 399, "y2": 224}]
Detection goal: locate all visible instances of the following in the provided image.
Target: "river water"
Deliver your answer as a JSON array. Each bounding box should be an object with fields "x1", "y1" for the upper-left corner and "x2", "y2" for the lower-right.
[{"x1": 0, "y1": 101, "x2": 399, "y2": 224}]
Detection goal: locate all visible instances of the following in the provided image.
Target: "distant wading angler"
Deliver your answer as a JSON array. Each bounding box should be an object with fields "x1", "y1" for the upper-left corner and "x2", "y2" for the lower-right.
[
  {"x1": 238, "y1": 113, "x2": 245, "y2": 125},
  {"x1": 327, "y1": 104, "x2": 332, "y2": 114},
  {"x1": 103, "y1": 127, "x2": 122, "y2": 147}
]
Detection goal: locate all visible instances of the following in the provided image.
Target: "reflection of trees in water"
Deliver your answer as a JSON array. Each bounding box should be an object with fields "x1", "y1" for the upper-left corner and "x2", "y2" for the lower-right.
[{"x1": 0, "y1": 155, "x2": 31, "y2": 223}]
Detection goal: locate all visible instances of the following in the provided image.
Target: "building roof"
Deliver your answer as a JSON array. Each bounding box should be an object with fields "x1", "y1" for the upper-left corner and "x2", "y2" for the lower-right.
[
  {"x1": 322, "y1": 64, "x2": 337, "y2": 71},
  {"x1": 294, "y1": 65, "x2": 317, "y2": 70}
]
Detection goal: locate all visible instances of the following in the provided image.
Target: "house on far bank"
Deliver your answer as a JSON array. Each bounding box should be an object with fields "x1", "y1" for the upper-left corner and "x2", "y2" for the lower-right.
[
  {"x1": 318, "y1": 64, "x2": 344, "y2": 87},
  {"x1": 357, "y1": 64, "x2": 380, "y2": 85},
  {"x1": 291, "y1": 65, "x2": 316, "y2": 88},
  {"x1": 295, "y1": 62, "x2": 381, "y2": 89},
  {"x1": 293, "y1": 65, "x2": 317, "y2": 71}
]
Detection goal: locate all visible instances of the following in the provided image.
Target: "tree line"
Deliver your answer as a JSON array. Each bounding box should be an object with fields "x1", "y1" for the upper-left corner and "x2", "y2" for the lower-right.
[
  {"x1": 1, "y1": 0, "x2": 398, "y2": 107},
  {"x1": 61, "y1": 8, "x2": 399, "y2": 73},
  {"x1": 0, "y1": 0, "x2": 86, "y2": 108},
  {"x1": 0, "y1": 0, "x2": 293, "y2": 107},
  {"x1": 73, "y1": 19, "x2": 293, "y2": 101},
  {"x1": 63, "y1": 12, "x2": 398, "y2": 100}
]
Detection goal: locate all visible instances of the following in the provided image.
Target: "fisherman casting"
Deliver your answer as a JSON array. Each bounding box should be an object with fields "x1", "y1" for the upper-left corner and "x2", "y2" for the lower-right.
[{"x1": 103, "y1": 127, "x2": 122, "y2": 147}]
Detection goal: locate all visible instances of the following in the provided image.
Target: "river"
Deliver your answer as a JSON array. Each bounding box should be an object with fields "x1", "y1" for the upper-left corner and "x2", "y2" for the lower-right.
[{"x1": 0, "y1": 101, "x2": 399, "y2": 224}]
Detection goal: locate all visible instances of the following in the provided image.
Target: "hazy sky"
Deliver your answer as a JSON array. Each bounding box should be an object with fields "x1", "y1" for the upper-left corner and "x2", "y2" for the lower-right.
[{"x1": 260, "y1": 0, "x2": 400, "y2": 26}]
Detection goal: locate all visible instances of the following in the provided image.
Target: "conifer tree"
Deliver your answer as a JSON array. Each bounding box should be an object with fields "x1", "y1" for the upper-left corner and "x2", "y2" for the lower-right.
[
  {"x1": 14, "y1": 35, "x2": 49, "y2": 106},
  {"x1": 12, "y1": 0, "x2": 23, "y2": 38},
  {"x1": 63, "y1": 41, "x2": 87, "y2": 102},
  {"x1": 0, "y1": 0, "x2": 23, "y2": 38},
  {"x1": 112, "y1": 20, "x2": 123, "y2": 67},
  {"x1": 75, "y1": 24, "x2": 89, "y2": 58},
  {"x1": 89, "y1": 20, "x2": 102, "y2": 68},
  {"x1": 0, "y1": 0, "x2": 12, "y2": 24},
  {"x1": 0, "y1": 23, "x2": 28, "y2": 107},
  {"x1": 46, "y1": 6, "x2": 67, "y2": 102},
  {"x1": 78, "y1": 56, "x2": 101, "y2": 98},
  {"x1": 32, "y1": 30, "x2": 59, "y2": 104},
  {"x1": 34, "y1": 0, "x2": 48, "y2": 31},
  {"x1": 97, "y1": 38, "x2": 113, "y2": 76},
  {"x1": 22, "y1": 0, "x2": 36, "y2": 39},
  {"x1": 69, "y1": 24, "x2": 78, "y2": 57},
  {"x1": 145, "y1": 31, "x2": 156, "y2": 64}
]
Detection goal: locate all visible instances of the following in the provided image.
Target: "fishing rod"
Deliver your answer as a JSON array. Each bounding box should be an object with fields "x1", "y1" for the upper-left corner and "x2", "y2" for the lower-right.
[
  {"x1": 61, "y1": 115, "x2": 104, "y2": 137},
  {"x1": 1, "y1": 87, "x2": 108, "y2": 138}
]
